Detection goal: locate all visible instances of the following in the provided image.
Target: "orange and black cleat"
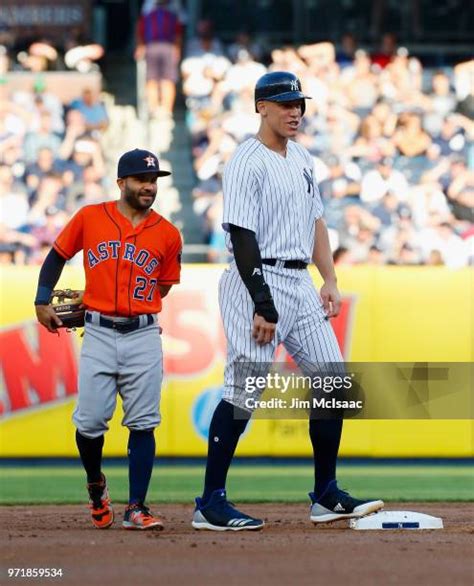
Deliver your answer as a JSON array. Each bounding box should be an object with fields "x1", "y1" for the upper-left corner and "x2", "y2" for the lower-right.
[
  {"x1": 87, "y1": 473, "x2": 114, "y2": 529},
  {"x1": 122, "y1": 503, "x2": 164, "y2": 530}
]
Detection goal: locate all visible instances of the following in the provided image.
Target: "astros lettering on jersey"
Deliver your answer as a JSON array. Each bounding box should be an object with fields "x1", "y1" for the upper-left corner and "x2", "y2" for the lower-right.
[{"x1": 54, "y1": 201, "x2": 182, "y2": 316}]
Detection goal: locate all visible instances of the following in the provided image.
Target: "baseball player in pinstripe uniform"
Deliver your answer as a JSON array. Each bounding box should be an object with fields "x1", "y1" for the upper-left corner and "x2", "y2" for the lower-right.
[{"x1": 192, "y1": 72, "x2": 384, "y2": 531}]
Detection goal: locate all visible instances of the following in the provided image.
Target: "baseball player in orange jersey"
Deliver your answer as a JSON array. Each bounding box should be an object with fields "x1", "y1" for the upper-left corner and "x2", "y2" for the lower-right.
[{"x1": 35, "y1": 149, "x2": 182, "y2": 530}]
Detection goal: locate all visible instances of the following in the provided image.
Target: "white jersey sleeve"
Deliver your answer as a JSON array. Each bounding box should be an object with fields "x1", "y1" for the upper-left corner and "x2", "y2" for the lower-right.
[
  {"x1": 307, "y1": 151, "x2": 324, "y2": 221},
  {"x1": 222, "y1": 140, "x2": 261, "y2": 233},
  {"x1": 313, "y1": 183, "x2": 324, "y2": 221}
]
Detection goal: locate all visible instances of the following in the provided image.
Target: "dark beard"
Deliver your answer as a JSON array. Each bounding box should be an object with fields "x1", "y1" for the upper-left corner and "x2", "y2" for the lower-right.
[{"x1": 124, "y1": 184, "x2": 155, "y2": 210}]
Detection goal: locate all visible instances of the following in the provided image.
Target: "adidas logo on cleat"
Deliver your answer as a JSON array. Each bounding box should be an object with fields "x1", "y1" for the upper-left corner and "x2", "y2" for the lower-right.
[
  {"x1": 334, "y1": 503, "x2": 345, "y2": 512},
  {"x1": 228, "y1": 518, "x2": 255, "y2": 528}
]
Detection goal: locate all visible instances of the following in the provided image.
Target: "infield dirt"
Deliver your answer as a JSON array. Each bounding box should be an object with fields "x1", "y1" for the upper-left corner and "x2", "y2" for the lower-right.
[{"x1": 2, "y1": 503, "x2": 472, "y2": 585}]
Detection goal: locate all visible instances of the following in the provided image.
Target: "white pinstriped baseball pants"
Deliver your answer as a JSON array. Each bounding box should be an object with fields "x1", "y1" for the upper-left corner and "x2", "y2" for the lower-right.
[{"x1": 219, "y1": 262, "x2": 343, "y2": 411}]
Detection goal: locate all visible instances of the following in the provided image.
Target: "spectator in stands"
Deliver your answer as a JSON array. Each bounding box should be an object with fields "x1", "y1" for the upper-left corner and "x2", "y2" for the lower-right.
[
  {"x1": 24, "y1": 147, "x2": 65, "y2": 199},
  {"x1": 397, "y1": 243, "x2": 421, "y2": 265},
  {"x1": 432, "y1": 115, "x2": 466, "y2": 157},
  {"x1": 393, "y1": 112, "x2": 432, "y2": 158},
  {"x1": 0, "y1": 112, "x2": 22, "y2": 162},
  {"x1": 218, "y1": 49, "x2": 266, "y2": 102},
  {"x1": 366, "y1": 245, "x2": 385, "y2": 265},
  {"x1": 218, "y1": 89, "x2": 259, "y2": 143},
  {"x1": 181, "y1": 51, "x2": 230, "y2": 132},
  {"x1": 348, "y1": 115, "x2": 394, "y2": 165},
  {"x1": 343, "y1": 222, "x2": 378, "y2": 264},
  {"x1": 0, "y1": 84, "x2": 32, "y2": 140},
  {"x1": 341, "y1": 50, "x2": 379, "y2": 117},
  {"x1": 360, "y1": 157, "x2": 409, "y2": 204},
  {"x1": 0, "y1": 222, "x2": 36, "y2": 264},
  {"x1": 371, "y1": 100, "x2": 398, "y2": 139},
  {"x1": 0, "y1": 164, "x2": 36, "y2": 264},
  {"x1": 62, "y1": 138, "x2": 105, "y2": 186},
  {"x1": 30, "y1": 205, "x2": 65, "y2": 248},
  {"x1": 13, "y1": 78, "x2": 64, "y2": 135},
  {"x1": 445, "y1": 157, "x2": 473, "y2": 222},
  {"x1": 0, "y1": 28, "x2": 13, "y2": 73},
  {"x1": 426, "y1": 250, "x2": 444, "y2": 266},
  {"x1": 185, "y1": 19, "x2": 224, "y2": 58},
  {"x1": 319, "y1": 155, "x2": 360, "y2": 201},
  {"x1": 372, "y1": 192, "x2": 407, "y2": 227},
  {"x1": 22, "y1": 111, "x2": 61, "y2": 163},
  {"x1": 65, "y1": 164, "x2": 107, "y2": 213},
  {"x1": 27, "y1": 173, "x2": 66, "y2": 226},
  {"x1": 64, "y1": 44, "x2": 104, "y2": 73},
  {"x1": 410, "y1": 182, "x2": 451, "y2": 228},
  {"x1": 424, "y1": 71, "x2": 457, "y2": 136},
  {"x1": 371, "y1": 32, "x2": 397, "y2": 69},
  {"x1": 70, "y1": 88, "x2": 109, "y2": 133},
  {"x1": 454, "y1": 60, "x2": 474, "y2": 120},
  {"x1": 338, "y1": 206, "x2": 380, "y2": 261},
  {"x1": 419, "y1": 222, "x2": 469, "y2": 268},
  {"x1": 17, "y1": 41, "x2": 59, "y2": 73},
  {"x1": 227, "y1": 32, "x2": 263, "y2": 64},
  {"x1": 135, "y1": 0, "x2": 183, "y2": 118},
  {"x1": 336, "y1": 33, "x2": 358, "y2": 67},
  {"x1": 0, "y1": 164, "x2": 29, "y2": 231},
  {"x1": 205, "y1": 193, "x2": 228, "y2": 262},
  {"x1": 333, "y1": 246, "x2": 353, "y2": 265},
  {"x1": 194, "y1": 127, "x2": 237, "y2": 182}
]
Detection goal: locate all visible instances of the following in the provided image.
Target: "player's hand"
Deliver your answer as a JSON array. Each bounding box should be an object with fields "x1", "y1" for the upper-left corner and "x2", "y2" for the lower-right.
[
  {"x1": 320, "y1": 280, "x2": 341, "y2": 318},
  {"x1": 35, "y1": 305, "x2": 63, "y2": 333},
  {"x1": 252, "y1": 314, "x2": 276, "y2": 345}
]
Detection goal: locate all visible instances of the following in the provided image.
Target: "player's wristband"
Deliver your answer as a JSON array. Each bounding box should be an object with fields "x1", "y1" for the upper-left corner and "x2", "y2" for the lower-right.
[
  {"x1": 34, "y1": 285, "x2": 53, "y2": 306},
  {"x1": 253, "y1": 285, "x2": 279, "y2": 324}
]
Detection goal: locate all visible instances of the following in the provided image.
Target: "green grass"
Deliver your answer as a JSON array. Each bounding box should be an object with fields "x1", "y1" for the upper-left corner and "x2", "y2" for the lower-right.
[{"x1": 0, "y1": 465, "x2": 472, "y2": 504}]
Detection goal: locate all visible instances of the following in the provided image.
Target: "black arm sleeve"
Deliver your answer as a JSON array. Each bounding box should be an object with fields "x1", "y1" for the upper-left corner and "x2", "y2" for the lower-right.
[
  {"x1": 229, "y1": 224, "x2": 278, "y2": 323},
  {"x1": 34, "y1": 248, "x2": 67, "y2": 305}
]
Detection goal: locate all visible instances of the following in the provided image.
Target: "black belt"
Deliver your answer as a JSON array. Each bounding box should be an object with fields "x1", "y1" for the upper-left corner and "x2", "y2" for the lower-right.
[
  {"x1": 262, "y1": 259, "x2": 308, "y2": 270},
  {"x1": 85, "y1": 313, "x2": 154, "y2": 333}
]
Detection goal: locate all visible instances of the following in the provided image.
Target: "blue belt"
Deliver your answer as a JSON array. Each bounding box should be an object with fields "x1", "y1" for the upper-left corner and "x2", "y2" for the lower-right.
[{"x1": 85, "y1": 313, "x2": 154, "y2": 333}]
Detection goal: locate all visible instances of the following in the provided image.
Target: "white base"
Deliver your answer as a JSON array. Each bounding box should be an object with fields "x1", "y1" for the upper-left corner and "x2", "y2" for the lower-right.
[{"x1": 349, "y1": 510, "x2": 443, "y2": 530}]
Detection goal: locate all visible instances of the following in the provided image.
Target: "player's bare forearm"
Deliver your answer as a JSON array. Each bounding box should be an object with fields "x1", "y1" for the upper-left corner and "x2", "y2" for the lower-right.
[
  {"x1": 312, "y1": 218, "x2": 337, "y2": 284},
  {"x1": 312, "y1": 218, "x2": 341, "y2": 318}
]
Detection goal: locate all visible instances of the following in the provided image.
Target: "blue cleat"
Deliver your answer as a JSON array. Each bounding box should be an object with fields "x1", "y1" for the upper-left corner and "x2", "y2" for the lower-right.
[
  {"x1": 309, "y1": 480, "x2": 384, "y2": 524},
  {"x1": 192, "y1": 489, "x2": 264, "y2": 531}
]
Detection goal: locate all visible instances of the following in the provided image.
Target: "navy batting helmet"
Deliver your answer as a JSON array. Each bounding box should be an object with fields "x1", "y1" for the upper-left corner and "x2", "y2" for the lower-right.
[{"x1": 254, "y1": 71, "x2": 311, "y2": 115}]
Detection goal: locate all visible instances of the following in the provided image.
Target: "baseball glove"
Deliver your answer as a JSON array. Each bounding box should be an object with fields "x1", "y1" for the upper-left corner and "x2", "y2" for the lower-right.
[{"x1": 50, "y1": 289, "x2": 85, "y2": 329}]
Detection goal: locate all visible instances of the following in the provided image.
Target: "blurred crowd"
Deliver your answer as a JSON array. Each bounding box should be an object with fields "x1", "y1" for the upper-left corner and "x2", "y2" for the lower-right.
[
  {"x1": 0, "y1": 79, "x2": 110, "y2": 264},
  {"x1": 0, "y1": 24, "x2": 104, "y2": 75},
  {"x1": 0, "y1": 19, "x2": 114, "y2": 264},
  {"x1": 1, "y1": 14, "x2": 473, "y2": 268},
  {"x1": 183, "y1": 29, "x2": 473, "y2": 267}
]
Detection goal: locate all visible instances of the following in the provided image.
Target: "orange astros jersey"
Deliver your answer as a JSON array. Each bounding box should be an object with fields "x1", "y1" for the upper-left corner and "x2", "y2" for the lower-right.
[{"x1": 54, "y1": 201, "x2": 182, "y2": 316}]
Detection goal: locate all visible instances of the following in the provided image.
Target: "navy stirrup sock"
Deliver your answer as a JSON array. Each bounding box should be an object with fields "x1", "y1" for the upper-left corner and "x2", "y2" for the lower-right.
[
  {"x1": 128, "y1": 429, "x2": 156, "y2": 505},
  {"x1": 202, "y1": 399, "x2": 250, "y2": 504},
  {"x1": 309, "y1": 418, "x2": 343, "y2": 498},
  {"x1": 75, "y1": 430, "x2": 104, "y2": 484}
]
